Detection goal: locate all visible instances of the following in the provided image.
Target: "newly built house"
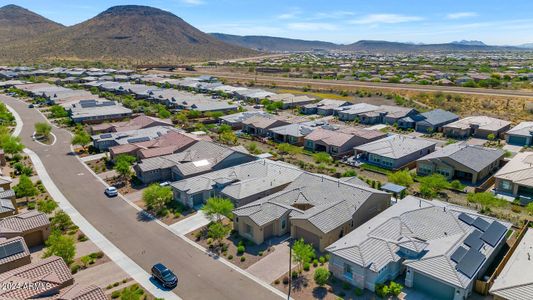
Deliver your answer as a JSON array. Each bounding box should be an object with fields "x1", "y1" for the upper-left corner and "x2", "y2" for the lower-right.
[
  {"x1": 505, "y1": 122, "x2": 533, "y2": 146},
  {"x1": 68, "y1": 99, "x2": 132, "y2": 124},
  {"x1": 0, "y1": 211, "x2": 51, "y2": 247},
  {"x1": 327, "y1": 196, "x2": 510, "y2": 300},
  {"x1": 398, "y1": 109, "x2": 459, "y2": 133},
  {"x1": 443, "y1": 116, "x2": 511, "y2": 139},
  {"x1": 493, "y1": 152, "x2": 533, "y2": 203},
  {"x1": 304, "y1": 127, "x2": 387, "y2": 157},
  {"x1": 355, "y1": 135, "x2": 437, "y2": 170},
  {"x1": 233, "y1": 172, "x2": 390, "y2": 251},
  {"x1": 241, "y1": 115, "x2": 290, "y2": 137},
  {"x1": 416, "y1": 142, "x2": 504, "y2": 184}
]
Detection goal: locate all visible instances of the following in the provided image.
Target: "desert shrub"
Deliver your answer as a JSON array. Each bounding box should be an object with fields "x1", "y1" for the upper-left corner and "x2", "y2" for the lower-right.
[
  {"x1": 240, "y1": 256, "x2": 246, "y2": 262},
  {"x1": 237, "y1": 245, "x2": 245, "y2": 255},
  {"x1": 303, "y1": 262, "x2": 310, "y2": 271},
  {"x1": 228, "y1": 255, "x2": 233, "y2": 260},
  {"x1": 283, "y1": 276, "x2": 289, "y2": 285}
]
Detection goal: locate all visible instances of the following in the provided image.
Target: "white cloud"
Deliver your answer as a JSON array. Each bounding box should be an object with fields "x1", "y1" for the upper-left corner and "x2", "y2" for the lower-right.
[
  {"x1": 287, "y1": 22, "x2": 338, "y2": 31},
  {"x1": 277, "y1": 13, "x2": 297, "y2": 20},
  {"x1": 181, "y1": 0, "x2": 205, "y2": 5},
  {"x1": 350, "y1": 14, "x2": 424, "y2": 25},
  {"x1": 446, "y1": 12, "x2": 478, "y2": 19}
]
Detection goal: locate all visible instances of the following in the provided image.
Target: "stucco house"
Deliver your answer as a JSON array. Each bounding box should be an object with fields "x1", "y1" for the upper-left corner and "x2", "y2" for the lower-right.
[
  {"x1": 171, "y1": 159, "x2": 303, "y2": 208},
  {"x1": 398, "y1": 109, "x2": 459, "y2": 133},
  {"x1": 493, "y1": 152, "x2": 533, "y2": 203},
  {"x1": 443, "y1": 116, "x2": 511, "y2": 140},
  {"x1": 304, "y1": 128, "x2": 387, "y2": 157},
  {"x1": 505, "y1": 122, "x2": 533, "y2": 146},
  {"x1": 416, "y1": 142, "x2": 504, "y2": 184},
  {"x1": 0, "y1": 211, "x2": 51, "y2": 247},
  {"x1": 0, "y1": 237, "x2": 31, "y2": 273},
  {"x1": 355, "y1": 135, "x2": 437, "y2": 170},
  {"x1": 326, "y1": 196, "x2": 510, "y2": 300},
  {"x1": 134, "y1": 141, "x2": 256, "y2": 184},
  {"x1": 233, "y1": 172, "x2": 390, "y2": 251},
  {"x1": 241, "y1": 115, "x2": 290, "y2": 137}
]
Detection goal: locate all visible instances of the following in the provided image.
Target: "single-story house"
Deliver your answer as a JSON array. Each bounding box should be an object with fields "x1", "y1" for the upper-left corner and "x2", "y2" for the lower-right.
[
  {"x1": 443, "y1": 116, "x2": 511, "y2": 139},
  {"x1": 355, "y1": 135, "x2": 437, "y2": 170},
  {"x1": 134, "y1": 141, "x2": 257, "y2": 184},
  {"x1": 398, "y1": 109, "x2": 459, "y2": 133},
  {"x1": 90, "y1": 115, "x2": 172, "y2": 134},
  {"x1": 301, "y1": 99, "x2": 351, "y2": 115},
  {"x1": 358, "y1": 105, "x2": 418, "y2": 125},
  {"x1": 336, "y1": 103, "x2": 380, "y2": 122},
  {"x1": 493, "y1": 152, "x2": 533, "y2": 203},
  {"x1": 327, "y1": 196, "x2": 510, "y2": 300},
  {"x1": 417, "y1": 142, "x2": 504, "y2": 184},
  {"x1": 241, "y1": 115, "x2": 290, "y2": 137},
  {"x1": 267, "y1": 93, "x2": 315, "y2": 109},
  {"x1": 0, "y1": 236, "x2": 31, "y2": 273},
  {"x1": 268, "y1": 119, "x2": 330, "y2": 145},
  {"x1": 91, "y1": 126, "x2": 180, "y2": 151},
  {"x1": 171, "y1": 159, "x2": 303, "y2": 208},
  {"x1": 69, "y1": 100, "x2": 133, "y2": 124},
  {"x1": 490, "y1": 227, "x2": 533, "y2": 300},
  {"x1": 233, "y1": 172, "x2": 390, "y2": 251},
  {"x1": 0, "y1": 256, "x2": 73, "y2": 299},
  {"x1": 304, "y1": 128, "x2": 387, "y2": 157},
  {"x1": 505, "y1": 122, "x2": 533, "y2": 146},
  {"x1": 0, "y1": 188, "x2": 17, "y2": 218},
  {"x1": 218, "y1": 111, "x2": 271, "y2": 129},
  {"x1": 109, "y1": 131, "x2": 208, "y2": 160},
  {"x1": 56, "y1": 284, "x2": 107, "y2": 300},
  {"x1": 0, "y1": 211, "x2": 51, "y2": 247}
]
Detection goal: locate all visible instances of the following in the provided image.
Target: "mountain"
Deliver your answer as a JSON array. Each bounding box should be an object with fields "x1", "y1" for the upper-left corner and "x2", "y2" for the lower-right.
[
  {"x1": 0, "y1": 5, "x2": 257, "y2": 64},
  {"x1": 451, "y1": 40, "x2": 486, "y2": 46},
  {"x1": 342, "y1": 40, "x2": 521, "y2": 52},
  {"x1": 518, "y1": 43, "x2": 533, "y2": 49},
  {"x1": 210, "y1": 33, "x2": 339, "y2": 52},
  {"x1": 0, "y1": 4, "x2": 64, "y2": 43}
]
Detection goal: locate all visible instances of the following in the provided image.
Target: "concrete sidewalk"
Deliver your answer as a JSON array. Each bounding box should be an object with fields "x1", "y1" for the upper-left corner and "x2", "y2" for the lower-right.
[{"x1": 169, "y1": 211, "x2": 210, "y2": 235}]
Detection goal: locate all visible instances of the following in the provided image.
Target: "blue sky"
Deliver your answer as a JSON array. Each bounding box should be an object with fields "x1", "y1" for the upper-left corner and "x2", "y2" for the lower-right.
[{"x1": 2, "y1": 0, "x2": 532, "y2": 45}]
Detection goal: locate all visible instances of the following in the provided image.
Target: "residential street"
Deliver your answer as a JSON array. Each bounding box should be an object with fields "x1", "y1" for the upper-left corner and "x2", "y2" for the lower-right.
[{"x1": 0, "y1": 94, "x2": 283, "y2": 300}]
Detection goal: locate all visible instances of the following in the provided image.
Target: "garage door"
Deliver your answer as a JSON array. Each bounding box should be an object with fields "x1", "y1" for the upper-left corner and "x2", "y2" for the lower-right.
[
  {"x1": 508, "y1": 136, "x2": 527, "y2": 146},
  {"x1": 413, "y1": 272, "x2": 455, "y2": 300},
  {"x1": 24, "y1": 231, "x2": 44, "y2": 248},
  {"x1": 293, "y1": 227, "x2": 320, "y2": 249}
]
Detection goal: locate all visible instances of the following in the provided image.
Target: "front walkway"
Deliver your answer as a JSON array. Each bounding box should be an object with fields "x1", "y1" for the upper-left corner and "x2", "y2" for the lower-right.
[
  {"x1": 169, "y1": 211, "x2": 210, "y2": 235},
  {"x1": 247, "y1": 236, "x2": 291, "y2": 283},
  {"x1": 80, "y1": 152, "x2": 108, "y2": 162}
]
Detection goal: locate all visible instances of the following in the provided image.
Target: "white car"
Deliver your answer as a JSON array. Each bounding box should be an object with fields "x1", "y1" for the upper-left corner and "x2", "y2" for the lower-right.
[
  {"x1": 159, "y1": 181, "x2": 170, "y2": 187},
  {"x1": 104, "y1": 186, "x2": 118, "y2": 197}
]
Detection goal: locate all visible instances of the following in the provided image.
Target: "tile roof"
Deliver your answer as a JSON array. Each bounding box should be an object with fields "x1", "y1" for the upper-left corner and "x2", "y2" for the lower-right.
[
  {"x1": 355, "y1": 135, "x2": 436, "y2": 159},
  {"x1": 327, "y1": 196, "x2": 511, "y2": 289},
  {"x1": 242, "y1": 115, "x2": 287, "y2": 129},
  {"x1": 418, "y1": 142, "x2": 504, "y2": 172},
  {"x1": 233, "y1": 172, "x2": 388, "y2": 233},
  {"x1": 0, "y1": 256, "x2": 72, "y2": 299},
  {"x1": 506, "y1": 122, "x2": 533, "y2": 137},
  {"x1": 0, "y1": 211, "x2": 50, "y2": 234},
  {"x1": 494, "y1": 152, "x2": 533, "y2": 187},
  {"x1": 444, "y1": 116, "x2": 511, "y2": 131},
  {"x1": 57, "y1": 284, "x2": 107, "y2": 300},
  {"x1": 414, "y1": 109, "x2": 459, "y2": 126},
  {"x1": 0, "y1": 237, "x2": 30, "y2": 266},
  {"x1": 90, "y1": 115, "x2": 171, "y2": 133}
]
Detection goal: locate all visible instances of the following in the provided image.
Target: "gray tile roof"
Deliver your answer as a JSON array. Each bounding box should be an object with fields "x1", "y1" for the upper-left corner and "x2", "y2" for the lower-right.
[
  {"x1": 506, "y1": 122, "x2": 533, "y2": 137},
  {"x1": 355, "y1": 135, "x2": 436, "y2": 159},
  {"x1": 412, "y1": 109, "x2": 459, "y2": 126},
  {"x1": 233, "y1": 172, "x2": 388, "y2": 233},
  {"x1": 327, "y1": 196, "x2": 511, "y2": 289},
  {"x1": 418, "y1": 142, "x2": 504, "y2": 172}
]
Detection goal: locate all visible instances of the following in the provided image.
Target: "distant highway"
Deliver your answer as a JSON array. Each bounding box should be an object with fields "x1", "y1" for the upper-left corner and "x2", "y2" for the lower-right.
[{"x1": 176, "y1": 70, "x2": 533, "y2": 99}]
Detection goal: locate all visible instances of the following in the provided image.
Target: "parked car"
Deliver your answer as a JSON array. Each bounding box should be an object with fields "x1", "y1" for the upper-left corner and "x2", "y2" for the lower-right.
[
  {"x1": 159, "y1": 181, "x2": 170, "y2": 187},
  {"x1": 28, "y1": 104, "x2": 34, "y2": 108},
  {"x1": 104, "y1": 186, "x2": 118, "y2": 197},
  {"x1": 151, "y1": 263, "x2": 177, "y2": 288}
]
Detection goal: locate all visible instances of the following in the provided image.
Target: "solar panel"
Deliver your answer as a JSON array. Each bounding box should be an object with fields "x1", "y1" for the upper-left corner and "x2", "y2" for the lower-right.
[
  {"x1": 4, "y1": 241, "x2": 24, "y2": 256},
  {"x1": 100, "y1": 133, "x2": 112, "y2": 139},
  {"x1": 480, "y1": 221, "x2": 507, "y2": 247},
  {"x1": 458, "y1": 213, "x2": 475, "y2": 225},
  {"x1": 0, "y1": 248, "x2": 7, "y2": 260},
  {"x1": 472, "y1": 217, "x2": 490, "y2": 232},
  {"x1": 451, "y1": 246, "x2": 468, "y2": 263},
  {"x1": 464, "y1": 230, "x2": 484, "y2": 251},
  {"x1": 457, "y1": 248, "x2": 486, "y2": 278}
]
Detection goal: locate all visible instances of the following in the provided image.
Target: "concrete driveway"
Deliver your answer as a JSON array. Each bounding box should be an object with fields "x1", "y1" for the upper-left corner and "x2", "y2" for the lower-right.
[{"x1": 247, "y1": 236, "x2": 291, "y2": 283}]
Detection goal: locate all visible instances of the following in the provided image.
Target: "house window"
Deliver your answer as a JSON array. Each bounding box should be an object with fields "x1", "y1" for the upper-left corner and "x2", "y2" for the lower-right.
[
  {"x1": 343, "y1": 263, "x2": 352, "y2": 275},
  {"x1": 500, "y1": 180, "x2": 512, "y2": 191},
  {"x1": 245, "y1": 224, "x2": 253, "y2": 237},
  {"x1": 281, "y1": 219, "x2": 286, "y2": 230}
]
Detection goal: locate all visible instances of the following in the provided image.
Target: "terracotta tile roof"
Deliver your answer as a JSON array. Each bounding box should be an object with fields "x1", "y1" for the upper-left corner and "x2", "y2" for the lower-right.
[
  {"x1": 56, "y1": 284, "x2": 107, "y2": 300},
  {"x1": 0, "y1": 211, "x2": 50, "y2": 234},
  {"x1": 0, "y1": 256, "x2": 72, "y2": 299}
]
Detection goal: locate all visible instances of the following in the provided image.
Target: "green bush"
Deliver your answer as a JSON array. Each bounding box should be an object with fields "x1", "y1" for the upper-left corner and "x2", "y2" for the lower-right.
[
  {"x1": 237, "y1": 245, "x2": 245, "y2": 255},
  {"x1": 319, "y1": 256, "x2": 326, "y2": 265},
  {"x1": 70, "y1": 264, "x2": 80, "y2": 274},
  {"x1": 27, "y1": 202, "x2": 35, "y2": 210},
  {"x1": 342, "y1": 282, "x2": 351, "y2": 290},
  {"x1": 375, "y1": 284, "x2": 389, "y2": 298},
  {"x1": 313, "y1": 267, "x2": 330, "y2": 286},
  {"x1": 354, "y1": 287, "x2": 363, "y2": 296},
  {"x1": 389, "y1": 281, "x2": 403, "y2": 296},
  {"x1": 228, "y1": 255, "x2": 233, "y2": 260},
  {"x1": 111, "y1": 291, "x2": 120, "y2": 299},
  {"x1": 303, "y1": 262, "x2": 310, "y2": 271},
  {"x1": 313, "y1": 259, "x2": 319, "y2": 267},
  {"x1": 291, "y1": 270, "x2": 298, "y2": 278},
  {"x1": 240, "y1": 256, "x2": 246, "y2": 262}
]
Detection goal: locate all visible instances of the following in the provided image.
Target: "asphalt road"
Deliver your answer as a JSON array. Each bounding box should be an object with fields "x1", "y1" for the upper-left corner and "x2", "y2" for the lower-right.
[
  {"x1": 176, "y1": 70, "x2": 533, "y2": 99},
  {"x1": 0, "y1": 94, "x2": 282, "y2": 300}
]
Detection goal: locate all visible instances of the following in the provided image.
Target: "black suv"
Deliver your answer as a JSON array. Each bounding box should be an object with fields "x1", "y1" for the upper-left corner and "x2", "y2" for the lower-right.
[{"x1": 151, "y1": 263, "x2": 177, "y2": 288}]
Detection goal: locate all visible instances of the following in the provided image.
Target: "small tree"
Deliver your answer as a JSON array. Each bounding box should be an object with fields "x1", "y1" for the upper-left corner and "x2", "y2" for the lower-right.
[
  {"x1": 292, "y1": 238, "x2": 315, "y2": 272},
  {"x1": 418, "y1": 174, "x2": 449, "y2": 199},
  {"x1": 114, "y1": 155, "x2": 136, "y2": 183},
  {"x1": 277, "y1": 143, "x2": 302, "y2": 157},
  {"x1": 71, "y1": 130, "x2": 91, "y2": 150},
  {"x1": 51, "y1": 211, "x2": 74, "y2": 233},
  {"x1": 43, "y1": 232, "x2": 76, "y2": 265},
  {"x1": 526, "y1": 202, "x2": 533, "y2": 215},
  {"x1": 0, "y1": 134, "x2": 24, "y2": 156},
  {"x1": 142, "y1": 184, "x2": 173, "y2": 214},
  {"x1": 389, "y1": 281, "x2": 403, "y2": 297},
  {"x1": 387, "y1": 169, "x2": 413, "y2": 187},
  {"x1": 487, "y1": 133, "x2": 495, "y2": 141},
  {"x1": 314, "y1": 268, "x2": 330, "y2": 286},
  {"x1": 202, "y1": 197, "x2": 234, "y2": 223},
  {"x1": 219, "y1": 131, "x2": 237, "y2": 145},
  {"x1": 13, "y1": 175, "x2": 37, "y2": 200},
  {"x1": 49, "y1": 105, "x2": 68, "y2": 118},
  {"x1": 207, "y1": 222, "x2": 230, "y2": 246},
  {"x1": 37, "y1": 198, "x2": 58, "y2": 214},
  {"x1": 467, "y1": 192, "x2": 508, "y2": 209},
  {"x1": 35, "y1": 122, "x2": 52, "y2": 139}
]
